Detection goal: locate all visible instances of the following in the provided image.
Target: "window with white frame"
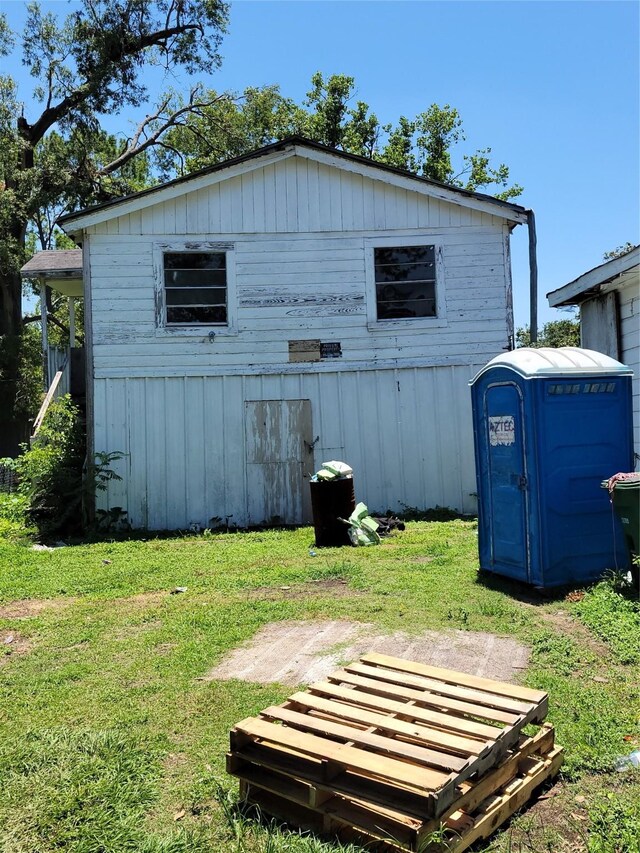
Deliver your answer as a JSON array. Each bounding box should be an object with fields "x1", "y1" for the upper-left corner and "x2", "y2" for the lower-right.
[
  {"x1": 163, "y1": 251, "x2": 228, "y2": 325},
  {"x1": 373, "y1": 245, "x2": 437, "y2": 320}
]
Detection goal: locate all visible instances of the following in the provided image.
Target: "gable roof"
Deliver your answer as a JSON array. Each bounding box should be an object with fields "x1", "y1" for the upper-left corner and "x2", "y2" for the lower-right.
[
  {"x1": 59, "y1": 136, "x2": 528, "y2": 234},
  {"x1": 547, "y1": 245, "x2": 640, "y2": 308}
]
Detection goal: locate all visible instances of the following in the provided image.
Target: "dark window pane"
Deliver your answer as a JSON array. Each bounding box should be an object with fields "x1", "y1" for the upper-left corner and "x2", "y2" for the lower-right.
[
  {"x1": 374, "y1": 246, "x2": 437, "y2": 321},
  {"x1": 163, "y1": 251, "x2": 227, "y2": 325},
  {"x1": 375, "y1": 262, "x2": 436, "y2": 283},
  {"x1": 377, "y1": 298, "x2": 436, "y2": 319},
  {"x1": 376, "y1": 280, "x2": 436, "y2": 319},
  {"x1": 164, "y1": 252, "x2": 225, "y2": 270},
  {"x1": 374, "y1": 246, "x2": 434, "y2": 266},
  {"x1": 165, "y1": 268, "x2": 226, "y2": 287},
  {"x1": 167, "y1": 305, "x2": 227, "y2": 324},
  {"x1": 166, "y1": 287, "x2": 227, "y2": 306},
  {"x1": 376, "y1": 281, "x2": 435, "y2": 302}
]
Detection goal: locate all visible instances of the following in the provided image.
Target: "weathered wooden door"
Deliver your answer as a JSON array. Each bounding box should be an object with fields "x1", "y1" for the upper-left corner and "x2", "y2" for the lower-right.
[{"x1": 245, "y1": 400, "x2": 314, "y2": 526}]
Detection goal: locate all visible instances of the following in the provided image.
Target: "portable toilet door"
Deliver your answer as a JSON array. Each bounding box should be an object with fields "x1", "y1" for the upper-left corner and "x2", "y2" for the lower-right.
[
  {"x1": 475, "y1": 376, "x2": 530, "y2": 582},
  {"x1": 471, "y1": 347, "x2": 634, "y2": 587}
]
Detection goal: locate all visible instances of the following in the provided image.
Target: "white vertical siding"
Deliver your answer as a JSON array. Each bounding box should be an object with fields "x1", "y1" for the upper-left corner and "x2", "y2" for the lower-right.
[
  {"x1": 88, "y1": 158, "x2": 496, "y2": 238},
  {"x1": 94, "y1": 365, "x2": 480, "y2": 529},
  {"x1": 618, "y1": 278, "x2": 640, "y2": 455},
  {"x1": 84, "y1": 151, "x2": 519, "y2": 528}
]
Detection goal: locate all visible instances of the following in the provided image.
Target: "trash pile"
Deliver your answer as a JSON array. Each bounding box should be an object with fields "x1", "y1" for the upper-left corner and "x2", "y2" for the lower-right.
[
  {"x1": 309, "y1": 461, "x2": 402, "y2": 548},
  {"x1": 340, "y1": 502, "x2": 381, "y2": 546},
  {"x1": 310, "y1": 460, "x2": 353, "y2": 482}
]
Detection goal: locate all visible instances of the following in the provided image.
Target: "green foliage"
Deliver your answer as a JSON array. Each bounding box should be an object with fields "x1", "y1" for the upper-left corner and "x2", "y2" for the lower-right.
[
  {"x1": 156, "y1": 72, "x2": 522, "y2": 200},
  {"x1": 13, "y1": 393, "x2": 126, "y2": 538},
  {"x1": 587, "y1": 787, "x2": 640, "y2": 853},
  {"x1": 576, "y1": 578, "x2": 640, "y2": 664},
  {"x1": 14, "y1": 395, "x2": 127, "y2": 539},
  {"x1": 24, "y1": 128, "x2": 153, "y2": 254},
  {"x1": 516, "y1": 317, "x2": 581, "y2": 348},
  {"x1": 395, "y1": 503, "x2": 469, "y2": 522},
  {"x1": 0, "y1": 490, "x2": 28, "y2": 524},
  {"x1": 15, "y1": 322, "x2": 43, "y2": 421},
  {"x1": 14, "y1": 395, "x2": 87, "y2": 537},
  {"x1": 1, "y1": 0, "x2": 229, "y2": 454}
]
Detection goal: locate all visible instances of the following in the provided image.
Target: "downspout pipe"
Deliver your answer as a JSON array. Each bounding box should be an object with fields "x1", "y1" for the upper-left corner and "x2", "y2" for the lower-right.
[{"x1": 527, "y1": 209, "x2": 538, "y2": 344}]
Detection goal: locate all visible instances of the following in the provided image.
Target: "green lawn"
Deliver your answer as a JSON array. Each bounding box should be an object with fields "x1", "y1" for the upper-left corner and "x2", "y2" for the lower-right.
[{"x1": 1, "y1": 520, "x2": 639, "y2": 852}]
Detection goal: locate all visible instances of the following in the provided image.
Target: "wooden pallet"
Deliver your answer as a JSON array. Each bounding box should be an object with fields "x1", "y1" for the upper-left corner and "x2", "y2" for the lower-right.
[
  {"x1": 238, "y1": 728, "x2": 563, "y2": 852},
  {"x1": 227, "y1": 654, "x2": 561, "y2": 851},
  {"x1": 229, "y1": 653, "x2": 550, "y2": 821}
]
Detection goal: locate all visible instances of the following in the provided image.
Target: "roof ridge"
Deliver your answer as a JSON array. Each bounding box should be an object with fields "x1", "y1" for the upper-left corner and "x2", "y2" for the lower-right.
[{"x1": 59, "y1": 136, "x2": 527, "y2": 229}]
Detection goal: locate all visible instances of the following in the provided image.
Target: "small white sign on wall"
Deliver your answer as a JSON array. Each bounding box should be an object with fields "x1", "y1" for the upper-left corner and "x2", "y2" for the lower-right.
[{"x1": 489, "y1": 415, "x2": 515, "y2": 446}]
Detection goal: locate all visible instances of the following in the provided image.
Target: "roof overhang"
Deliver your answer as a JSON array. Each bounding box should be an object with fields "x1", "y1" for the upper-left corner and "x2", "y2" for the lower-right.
[
  {"x1": 59, "y1": 137, "x2": 529, "y2": 235},
  {"x1": 20, "y1": 250, "x2": 83, "y2": 297},
  {"x1": 547, "y1": 246, "x2": 640, "y2": 308}
]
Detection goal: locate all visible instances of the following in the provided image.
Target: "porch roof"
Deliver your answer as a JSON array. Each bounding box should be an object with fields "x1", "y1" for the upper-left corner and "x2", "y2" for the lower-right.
[{"x1": 20, "y1": 250, "x2": 83, "y2": 297}]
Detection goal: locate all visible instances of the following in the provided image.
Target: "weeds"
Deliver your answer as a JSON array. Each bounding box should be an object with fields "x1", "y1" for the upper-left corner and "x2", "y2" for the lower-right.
[
  {"x1": 586, "y1": 787, "x2": 640, "y2": 853},
  {"x1": 576, "y1": 578, "x2": 640, "y2": 664}
]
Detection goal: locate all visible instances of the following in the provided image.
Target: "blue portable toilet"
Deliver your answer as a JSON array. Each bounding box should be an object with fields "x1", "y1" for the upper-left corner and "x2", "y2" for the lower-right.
[{"x1": 470, "y1": 348, "x2": 633, "y2": 587}]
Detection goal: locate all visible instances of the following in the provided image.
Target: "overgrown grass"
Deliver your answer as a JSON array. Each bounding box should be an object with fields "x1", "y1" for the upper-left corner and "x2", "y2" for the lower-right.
[
  {"x1": 577, "y1": 577, "x2": 640, "y2": 664},
  {"x1": 1, "y1": 519, "x2": 639, "y2": 852},
  {"x1": 586, "y1": 783, "x2": 640, "y2": 853}
]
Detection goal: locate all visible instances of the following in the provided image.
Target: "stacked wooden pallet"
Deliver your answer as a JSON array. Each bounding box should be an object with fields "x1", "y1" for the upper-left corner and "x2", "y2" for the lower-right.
[{"x1": 227, "y1": 653, "x2": 563, "y2": 852}]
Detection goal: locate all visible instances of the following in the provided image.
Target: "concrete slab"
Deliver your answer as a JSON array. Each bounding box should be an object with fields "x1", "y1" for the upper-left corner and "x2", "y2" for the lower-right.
[{"x1": 204, "y1": 620, "x2": 530, "y2": 686}]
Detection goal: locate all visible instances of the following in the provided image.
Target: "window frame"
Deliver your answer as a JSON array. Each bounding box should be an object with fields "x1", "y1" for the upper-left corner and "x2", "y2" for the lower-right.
[
  {"x1": 364, "y1": 236, "x2": 447, "y2": 331},
  {"x1": 154, "y1": 241, "x2": 238, "y2": 337}
]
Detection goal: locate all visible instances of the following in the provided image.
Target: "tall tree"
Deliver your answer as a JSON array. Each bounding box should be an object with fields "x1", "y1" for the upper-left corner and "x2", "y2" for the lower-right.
[
  {"x1": 516, "y1": 318, "x2": 580, "y2": 349},
  {"x1": 0, "y1": 0, "x2": 229, "y2": 456},
  {"x1": 155, "y1": 72, "x2": 523, "y2": 202}
]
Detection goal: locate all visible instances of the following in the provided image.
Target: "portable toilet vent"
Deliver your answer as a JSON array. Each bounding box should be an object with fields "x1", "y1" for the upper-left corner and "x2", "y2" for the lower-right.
[{"x1": 470, "y1": 347, "x2": 634, "y2": 587}]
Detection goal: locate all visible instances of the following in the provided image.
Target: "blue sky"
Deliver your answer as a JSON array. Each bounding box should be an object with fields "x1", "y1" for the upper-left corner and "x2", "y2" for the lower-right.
[{"x1": 6, "y1": 0, "x2": 639, "y2": 329}]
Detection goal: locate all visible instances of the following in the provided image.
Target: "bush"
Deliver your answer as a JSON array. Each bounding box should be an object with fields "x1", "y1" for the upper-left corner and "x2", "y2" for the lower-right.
[{"x1": 14, "y1": 395, "x2": 87, "y2": 538}]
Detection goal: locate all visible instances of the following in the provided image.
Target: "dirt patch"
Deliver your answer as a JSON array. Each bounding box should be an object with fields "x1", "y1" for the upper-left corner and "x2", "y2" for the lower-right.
[
  {"x1": 154, "y1": 642, "x2": 178, "y2": 655},
  {"x1": 0, "y1": 597, "x2": 77, "y2": 620},
  {"x1": 203, "y1": 619, "x2": 530, "y2": 686},
  {"x1": 539, "y1": 609, "x2": 611, "y2": 660},
  {"x1": 163, "y1": 752, "x2": 189, "y2": 773},
  {"x1": 498, "y1": 776, "x2": 612, "y2": 852},
  {"x1": 117, "y1": 591, "x2": 167, "y2": 608},
  {"x1": 1, "y1": 630, "x2": 32, "y2": 665},
  {"x1": 248, "y1": 578, "x2": 362, "y2": 601}
]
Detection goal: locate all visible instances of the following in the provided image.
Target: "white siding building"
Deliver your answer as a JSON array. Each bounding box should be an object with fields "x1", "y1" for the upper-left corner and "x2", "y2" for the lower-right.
[
  {"x1": 547, "y1": 246, "x2": 640, "y2": 458},
  {"x1": 61, "y1": 138, "x2": 528, "y2": 529}
]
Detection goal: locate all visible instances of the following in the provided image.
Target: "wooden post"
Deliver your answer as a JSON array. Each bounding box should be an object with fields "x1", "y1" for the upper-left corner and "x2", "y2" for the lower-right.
[
  {"x1": 69, "y1": 296, "x2": 76, "y2": 348},
  {"x1": 40, "y1": 279, "x2": 49, "y2": 389},
  {"x1": 527, "y1": 210, "x2": 538, "y2": 344}
]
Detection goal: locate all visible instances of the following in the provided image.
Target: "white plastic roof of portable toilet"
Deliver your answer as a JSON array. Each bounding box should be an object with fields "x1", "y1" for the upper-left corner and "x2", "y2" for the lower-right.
[{"x1": 471, "y1": 347, "x2": 633, "y2": 382}]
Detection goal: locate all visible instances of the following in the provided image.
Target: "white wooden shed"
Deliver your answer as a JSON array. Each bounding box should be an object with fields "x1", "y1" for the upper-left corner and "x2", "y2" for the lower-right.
[
  {"x1": 60, "y1": 137, "x2": 529, "y2": 529},
  {"x1": 547, "y1": 245, "x2": 640, "y2": 457}
]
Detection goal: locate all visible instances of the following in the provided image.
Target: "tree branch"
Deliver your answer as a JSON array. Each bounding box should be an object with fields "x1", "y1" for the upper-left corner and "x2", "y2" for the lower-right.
[
  {"x1": 23, "y1": 22, "x2": 204, "y2": 145},
  {"x1": 96, "y1": 90, "x2": 230, "y2": 177},
  {"x1": 153, "y1": 139, "x2": 186, "y2": 175}
]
